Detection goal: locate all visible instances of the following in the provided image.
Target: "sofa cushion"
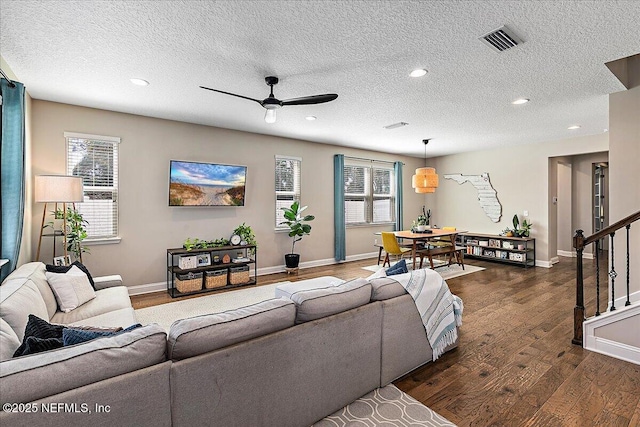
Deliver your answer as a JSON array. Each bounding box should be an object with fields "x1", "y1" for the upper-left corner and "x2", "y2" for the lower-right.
[
  {"x1": 45, "y1": 266, "x2": 96, "y2": 313},
  {"x1": 1, "y1": 262, "x2": 58, "y2": 320},
  {"x1": 369, "y1": 277, "x2": 407, "y2": 301},
  {"x1": 46, "y1": 261, "x2": 96, "y2": 289},
  {"x1": 366, "y1": 267, "x2": 387, "y2": 280},
  {"x1": 0, "y1": 278, "x2": 49, "y2": 341},
  {"x1": 67, "y1": 307, "x2": 138, "y2": 329},
  {"x1": 167, "y1": 298, "x2": 296, "y2": 360},
  {"x1": 0, "y1": 324, "x2": 167, "y2": 404},
  {"x1": 50, "y1": 286, "x2": 132, "y2": 325},
  {"x1": 0, "y1": 318, "x2": 20, "y2": 361},
  {"x1": 288, "y1": 277, "x2": 372, "y2": 323}
]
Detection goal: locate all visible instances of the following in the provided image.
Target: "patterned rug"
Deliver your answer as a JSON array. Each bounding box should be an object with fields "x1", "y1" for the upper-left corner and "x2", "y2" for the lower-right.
[
  {"x1": 312, "y1": 384, "x2": 456, "y2": 427},
  {"x1": 362, "y1": 263, "x2": 485, "y2": 281}
]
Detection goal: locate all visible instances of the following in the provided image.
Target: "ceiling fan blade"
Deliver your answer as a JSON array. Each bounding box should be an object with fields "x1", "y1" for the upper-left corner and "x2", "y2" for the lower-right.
[
  {"x1": 281, "y1": 94, "x2": 338, "y2": 106},
  {"x1": 199, "y1": 86, "x2": 262, "y2": 105}
]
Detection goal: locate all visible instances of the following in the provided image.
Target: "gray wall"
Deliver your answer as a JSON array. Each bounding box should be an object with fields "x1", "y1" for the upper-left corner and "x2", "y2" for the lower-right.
[{"x1": 30, "y1": 100, "x2": 425, "y2": 287}]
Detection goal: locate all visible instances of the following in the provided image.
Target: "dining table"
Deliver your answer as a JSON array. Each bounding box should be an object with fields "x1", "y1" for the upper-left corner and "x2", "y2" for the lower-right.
[{"x1": 386, "y1": 229, "x2": 467, "y2": 269}]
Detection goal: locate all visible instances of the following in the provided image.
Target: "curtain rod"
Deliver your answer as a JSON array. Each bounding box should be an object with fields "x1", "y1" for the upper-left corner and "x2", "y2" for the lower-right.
[
  {"x1": 0, "y1": 68, "x2": 16, "y2": 88},
  {"x1": 343, "y1": 156, "x2": 404, "y2": 166}
]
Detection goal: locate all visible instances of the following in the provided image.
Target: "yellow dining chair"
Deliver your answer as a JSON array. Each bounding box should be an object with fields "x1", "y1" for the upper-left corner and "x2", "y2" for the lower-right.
[
  {"x1": 430, "y1": 226, "x2": 457, "y2": 248},
  {"x1": 381, "y1": 232, "x2": 412, "y2": 268}
]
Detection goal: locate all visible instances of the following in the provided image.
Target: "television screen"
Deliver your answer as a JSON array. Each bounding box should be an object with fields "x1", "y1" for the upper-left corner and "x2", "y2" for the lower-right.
[{"x1": 169, "y1": 160, "x2": 247, "y2": 206}]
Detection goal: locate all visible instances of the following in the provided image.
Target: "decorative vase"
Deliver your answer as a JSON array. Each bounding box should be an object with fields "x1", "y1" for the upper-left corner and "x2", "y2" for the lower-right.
[
  {"x1": 285, "y1": 254, "x2": 300, "y2": 269},
  {"x1": 416, "y1": 225, "x2": 426, "y2": 232}
]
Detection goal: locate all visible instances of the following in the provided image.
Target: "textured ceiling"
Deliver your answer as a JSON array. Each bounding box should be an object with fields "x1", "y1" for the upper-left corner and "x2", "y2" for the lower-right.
[{"x1": 1, "y1": 1, "x2": 639, "y2": 157}]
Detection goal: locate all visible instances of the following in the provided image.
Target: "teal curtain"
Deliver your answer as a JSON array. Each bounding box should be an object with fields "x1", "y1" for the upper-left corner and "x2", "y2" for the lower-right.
[
  {"x1": 1, "y1": 79, "x2": 26, "y2": 281},
  {"x1": 334, "y1": 155, "x2": 346, "y2": 261},
  {"x1": 394, "y1": 161, "x2": 403, "y2": 231}
]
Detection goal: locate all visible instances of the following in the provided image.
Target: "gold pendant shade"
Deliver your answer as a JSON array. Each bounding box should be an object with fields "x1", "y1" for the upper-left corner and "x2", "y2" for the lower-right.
[{"x1": 412, "y1": 167, "x2": 439, "y2": 193}]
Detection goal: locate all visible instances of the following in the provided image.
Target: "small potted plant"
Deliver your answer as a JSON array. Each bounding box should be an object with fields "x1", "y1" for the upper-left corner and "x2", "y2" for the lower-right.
[
  {"x1": 512, "y1": 214, "x2": 532, "y2": 238},
  {"x1": 415, "y1": 206, "x2": 431, "y2": 232},
  {"x1": 279, "y1": 201, "x2": 315, "y2": 269}
]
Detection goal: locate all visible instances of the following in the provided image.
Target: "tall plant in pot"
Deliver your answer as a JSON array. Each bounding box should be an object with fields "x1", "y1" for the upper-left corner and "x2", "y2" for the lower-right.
[{"x1": 279, "y1": 201, "x2": 315, "y2": 268}]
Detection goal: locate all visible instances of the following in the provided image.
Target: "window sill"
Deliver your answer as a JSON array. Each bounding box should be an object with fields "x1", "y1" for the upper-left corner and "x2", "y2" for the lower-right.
[
  {"x1": 84, "y1": 237, "x2": 122, "y2": 246},
  {"x1": 346, "y1": 222, "x2": 395, "y2": 229},
  {"x1": 274, "y1": 228, "x2": 291, "y2": 234}
]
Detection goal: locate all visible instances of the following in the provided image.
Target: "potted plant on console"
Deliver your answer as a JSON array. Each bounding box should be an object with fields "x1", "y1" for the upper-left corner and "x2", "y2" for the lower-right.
[{"x1": 279, "y1": 201, "x2": 315, "y2": 269}]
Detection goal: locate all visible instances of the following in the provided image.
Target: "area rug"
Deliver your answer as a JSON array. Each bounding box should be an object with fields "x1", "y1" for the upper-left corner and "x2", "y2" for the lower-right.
[
  {"x1": 362, "y1": 263, "x2": 485, "y2": 280},
  {"x1": 135, "y1": 283, "x2": 284, "y2": 331},
  {"x1": 312, "y1": 384, "x2": 456, "y2": 427}
]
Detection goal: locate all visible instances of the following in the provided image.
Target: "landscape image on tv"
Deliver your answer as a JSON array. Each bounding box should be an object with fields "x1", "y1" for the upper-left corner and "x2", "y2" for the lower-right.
[{"x1": 169, "y1": 160, "x2": 247, "y2": 206}]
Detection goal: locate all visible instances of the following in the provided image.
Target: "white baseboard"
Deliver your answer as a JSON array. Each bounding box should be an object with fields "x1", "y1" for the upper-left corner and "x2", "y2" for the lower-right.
[
  {"x1": 557, "y1": 250, "x2": 595, "y2": 260},
  {"x1": 584, "y1": 304, "x2": 640, "y2": 365},
  {"x1": 127, "y1": 251, "x2": 380, "y2": 296},
  {"x1": 128, "y1": 281, "x2": 166, "y2": 296},
  {"x1": 585, "y1": 337, "x2": 640, "y2": 365},
  {"x1": 536, "y1": 259, "x2": 554, "y2": 268}
]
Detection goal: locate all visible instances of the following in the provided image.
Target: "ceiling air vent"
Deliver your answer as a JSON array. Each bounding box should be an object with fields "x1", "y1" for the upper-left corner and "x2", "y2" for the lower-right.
[{"x1": 479, "y1": 25, "x2": 523, "y2": 52}]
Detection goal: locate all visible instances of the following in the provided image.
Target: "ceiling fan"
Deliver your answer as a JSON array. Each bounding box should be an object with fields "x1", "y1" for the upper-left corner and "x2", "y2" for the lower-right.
[{"x1": 200, "y1": 76, "x2": 338, "y2": 124}]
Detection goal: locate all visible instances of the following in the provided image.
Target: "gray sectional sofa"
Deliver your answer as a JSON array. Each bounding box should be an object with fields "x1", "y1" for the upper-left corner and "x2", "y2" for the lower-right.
[{"x1": 0, "y1": 262, "x2": 458, "y2": 427}]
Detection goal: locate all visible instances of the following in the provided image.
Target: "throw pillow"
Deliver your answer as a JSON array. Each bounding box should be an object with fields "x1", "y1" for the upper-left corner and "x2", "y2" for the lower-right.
[
  {"x1": 62, "y1": 323, "x2": 142, "y2": 346},
  {"x1": 45, "y1": 266, "x2": 97, "y2": 313},
  {"x1": 14, "y1": 336, "x2": 64, "y2": 357},
  {"x1": 46, "y1": 261, "x2": 96, "y2": 289},
  {"x1": 13, "y1": 315, "x2": 65, "y2": 357},
  {"x1": 386, "y1": 259, "x2": 408, "y2": 276}
]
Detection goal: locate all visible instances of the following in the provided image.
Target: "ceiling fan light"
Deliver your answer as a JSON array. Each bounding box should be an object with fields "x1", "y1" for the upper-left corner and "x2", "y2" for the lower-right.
[{"x1": 264, "y1": 109, "x2": 277, "y2": 124}]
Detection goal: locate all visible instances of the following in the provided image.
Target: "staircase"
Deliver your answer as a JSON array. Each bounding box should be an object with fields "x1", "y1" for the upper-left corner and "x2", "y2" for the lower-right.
[{"x1": 573, "y1": 210, "x2": 640, "y2": 365}]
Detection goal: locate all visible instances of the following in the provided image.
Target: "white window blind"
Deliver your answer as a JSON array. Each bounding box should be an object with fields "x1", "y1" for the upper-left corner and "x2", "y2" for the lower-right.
[
  {"x1": 275, "y1": 155, "x2": 301, "y2": 228},
  {"x1": 344, "y1": 159, "x2": 395, "y2": 225},
  {"x1": 65, "y1": 132, "x2": 119, "y2": 240}
]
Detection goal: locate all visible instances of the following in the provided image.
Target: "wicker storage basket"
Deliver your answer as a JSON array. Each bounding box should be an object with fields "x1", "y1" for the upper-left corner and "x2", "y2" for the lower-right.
[
  {"x1": 175, "y1": 272, "x2": 203, "y2": 293},
  {"x1": 229, "y1": 265, "x2": 250, "y2": 285},
  {"x1": 205, "y1": 269, "x2": 227, "y2": 289}
]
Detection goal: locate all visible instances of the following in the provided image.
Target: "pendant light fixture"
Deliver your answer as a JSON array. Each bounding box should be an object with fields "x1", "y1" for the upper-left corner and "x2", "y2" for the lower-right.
[{"x1": 412, "y1": 139, "x2": 439, "y2": 193}]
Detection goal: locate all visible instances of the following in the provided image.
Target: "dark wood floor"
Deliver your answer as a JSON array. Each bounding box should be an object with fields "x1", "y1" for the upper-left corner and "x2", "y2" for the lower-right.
[{"x1": 131, "y1": 256, "x2": 640, "y2": 426}]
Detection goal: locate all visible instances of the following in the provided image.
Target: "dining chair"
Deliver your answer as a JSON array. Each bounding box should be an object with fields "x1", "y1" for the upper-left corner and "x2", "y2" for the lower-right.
[
  {"x1": 430, "y1": 226, "x2": 457, "y2": 248},
  {"x1": 381, "y1": 232, "x2": 412, "y2": 268}
]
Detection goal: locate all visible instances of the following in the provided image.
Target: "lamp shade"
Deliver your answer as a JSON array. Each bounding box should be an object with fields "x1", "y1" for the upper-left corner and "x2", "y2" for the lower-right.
[
  {"x1": 411, "y1": 167, "x2": 439, "y2": 193},
  {"x1": 34, "y1": 175, "x2": 84, "y2": 203}
]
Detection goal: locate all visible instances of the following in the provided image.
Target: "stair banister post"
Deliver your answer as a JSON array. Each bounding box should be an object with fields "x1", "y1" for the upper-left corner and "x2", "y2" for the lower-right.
[{"x1": 573, "y1": 229, "x2": 585, "y2": 345}]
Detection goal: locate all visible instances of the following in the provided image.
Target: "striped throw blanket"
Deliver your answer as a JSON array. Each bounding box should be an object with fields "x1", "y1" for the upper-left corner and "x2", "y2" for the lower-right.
[{"x1": 398, "y1": 269, "x2": 464, "y2": 361}]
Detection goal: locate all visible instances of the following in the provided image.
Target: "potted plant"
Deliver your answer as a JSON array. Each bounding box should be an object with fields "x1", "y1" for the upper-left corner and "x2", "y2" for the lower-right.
[
  {"x1": 511, "y1": 214, "x2": 532, "y2": 237},
  {"x1": 279, "y1": 201, "x2": 315, "y2": 268},
  {"x1": 48, "y1": 206, "x2": 89, "y2": 260},
  {"x1": 414, "y1": 206, "x2": 431, "y2": 232},
  {"x1": 232, "y1": 223, "x2": 257, "y2": 254}
]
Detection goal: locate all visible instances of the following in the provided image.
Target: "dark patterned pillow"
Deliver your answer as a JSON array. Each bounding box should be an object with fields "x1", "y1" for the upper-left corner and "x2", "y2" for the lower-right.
[
  {"x1": 62, "y1": 323, "x2": 142, "y2": 346},
  {"x1": 13, "y1": 315, "x2": 66, "y2": 357},
  {"x1": 14, "y1": 336, "x2": 64, "y2": 357},
  {"x1": 46, "y1": 261, "x2": 95, "y2": 289}
]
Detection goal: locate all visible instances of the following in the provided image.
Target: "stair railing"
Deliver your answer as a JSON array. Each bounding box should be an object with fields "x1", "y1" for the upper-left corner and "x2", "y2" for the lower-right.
[{"x1": 572, "y1": 210, "x2": 640, "y2": 345}]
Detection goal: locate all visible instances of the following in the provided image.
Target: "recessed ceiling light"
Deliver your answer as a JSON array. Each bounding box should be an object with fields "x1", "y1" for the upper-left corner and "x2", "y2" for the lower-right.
[
  {"x1": 512, "y1": 98, "x2": 529, "y2": 105},
  {"x1": 603, "y1": 128, "x2": 608, "y2": 132},
  {"x1": 305, "y1": 116, "x2": 317, "y2": 121},
  {"x1": 568, "y1": 125, "x2": 581, "y2": 130},
  {"x1": 130, "y1": 78, "x2": 149, "y2": 86},
  {"x1": 409, "y1": 69, "x2": 428, "y2": 78}
]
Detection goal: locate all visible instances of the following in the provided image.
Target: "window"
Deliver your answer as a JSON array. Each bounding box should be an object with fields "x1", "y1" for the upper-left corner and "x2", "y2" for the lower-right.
[
  {"x1": 65, "y1": 132, "x2": 119, "y2": 240},
  {"x1": 344, "y1": 160, "x2": 395, "y2": 225},
  {"x1": 275, "y1": 155, "x2": 301, "y2": 228}
]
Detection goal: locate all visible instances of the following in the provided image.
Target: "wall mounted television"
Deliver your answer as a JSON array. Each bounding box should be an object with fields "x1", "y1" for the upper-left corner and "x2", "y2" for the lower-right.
[{"x1": 169, "y1": 160, "x2": 247, "y2": 206}]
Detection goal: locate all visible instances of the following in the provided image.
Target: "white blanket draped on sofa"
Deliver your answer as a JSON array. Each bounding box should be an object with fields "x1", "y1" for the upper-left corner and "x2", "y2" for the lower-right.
[{"x1": 393, "y1": 269, "x2": 463, "y2": 361}]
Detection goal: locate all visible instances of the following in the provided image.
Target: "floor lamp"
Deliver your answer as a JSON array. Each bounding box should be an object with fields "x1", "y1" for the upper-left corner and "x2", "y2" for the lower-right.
[{"x1": 35, "y1": 175, "x2": 84, "y2": 263}]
